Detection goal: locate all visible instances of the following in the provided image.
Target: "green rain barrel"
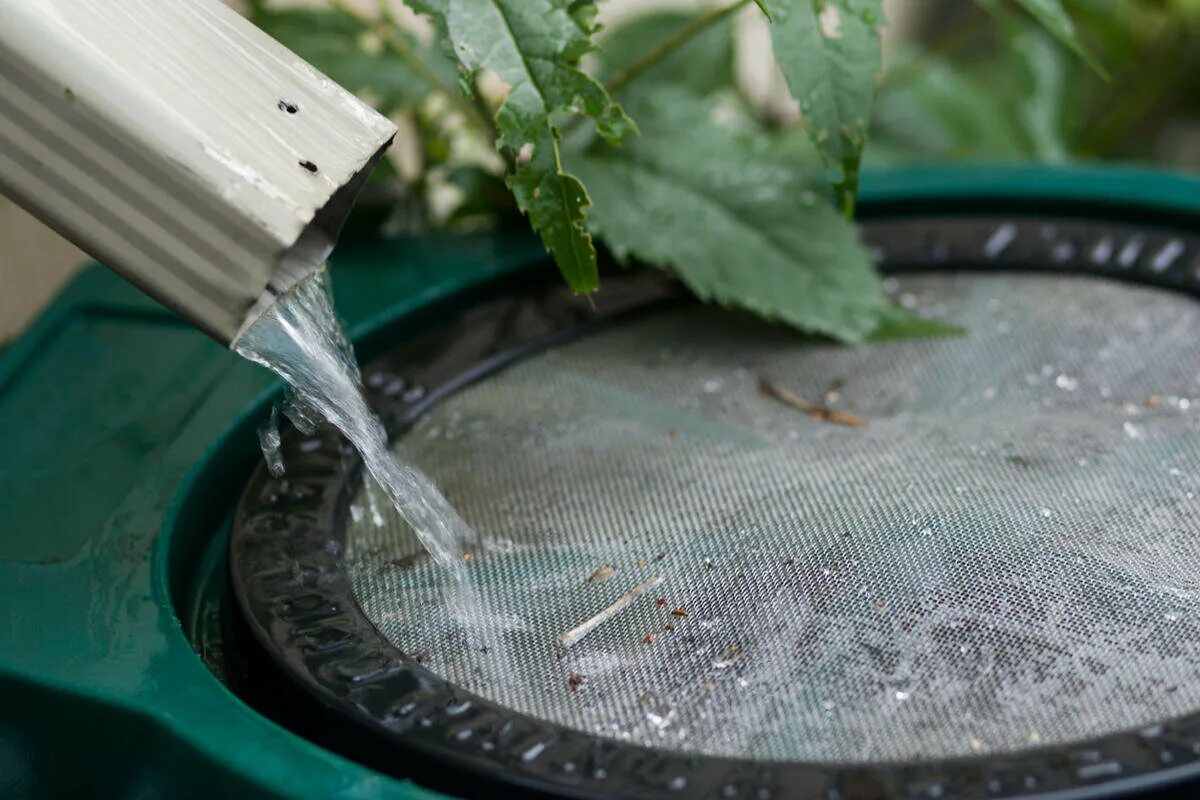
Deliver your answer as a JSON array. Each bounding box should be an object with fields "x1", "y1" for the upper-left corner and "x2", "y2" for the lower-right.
[{"x1": 3, "y1": 166, "x2": 1200, "y2": 800}]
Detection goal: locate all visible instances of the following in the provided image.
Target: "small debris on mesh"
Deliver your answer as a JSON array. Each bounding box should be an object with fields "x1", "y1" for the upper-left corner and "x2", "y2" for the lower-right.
[
  {"x1": 704, "y1": 559, "x2": 715, "y2": 571},
  {"x1": 643, "y1": 632, "x2": 657, "y2": 644},
  {"x1": 588, "y1": 564, "x2": 616, "y2": 583},
  {"x1": 638, "y1": 690, "x2": 655, "y2": 706},
  {"x1": 655, "y1": 598, "x2": 667, "y2": 606},
  {"x1": 656, "y1": 552, "x2": 666, "y2": 561},
  {"x1": 568, "y1": 673, "x2": 586, "y2": 693},
  {"x1": 408, "y1": 651, "x2": 428, "y2": 663},
  {"x1": 727, "y1": 642, "x2": 741, "y2": 656},
  {"x1": 559, "y1": 575, "x2": 664, "y2": 649},
  {"x1": 668, "y1": 428, "x2": 677, "y2": 440},
  {"x1": 637, "y1": 558, "x2": 647, "y2": 567},
  {"x1": 665, "y1": 622, "x2": 676, "y2": 631},
  {"x1": 759, "y1": 377, "x2": 868, "y2": 427},
  {"x1": 671, "y1": 607, "x2": 689, "y2": 618},
  {"x1": 462, "y1": 551, "x2": 474, "y2": 562},
  {"x1": 1144, "y1": 395, "x2": 1162, "y2": 408},
  {"x1": 875, "y1": 601, "x2": 887, "y2": 614}
]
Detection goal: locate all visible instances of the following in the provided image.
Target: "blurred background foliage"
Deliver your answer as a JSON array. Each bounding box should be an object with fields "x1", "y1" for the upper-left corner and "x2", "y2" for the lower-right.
[
  {"x1": 243, "y1": 0, "x2": 1200, "y2": 241},
  {"x1": 2, "y1": 0, "x2": 1190, "y2": 340}
]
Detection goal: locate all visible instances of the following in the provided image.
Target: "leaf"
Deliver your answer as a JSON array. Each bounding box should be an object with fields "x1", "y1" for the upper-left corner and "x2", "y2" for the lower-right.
[
  {"x1": 596, "y1": 11, "x2": 736, "y2": 96},
  {"x1": 868, "y1": 53, "x2": 1032, "y2": 163},
  {"x1": 868, "y1": 307, "x2": 965, "y2": 342},
  {"x1": 759, "y1": 0, "x2": 884, "y2": 214},
  {"x1": 570, "y1": 86, "x2": 890, "y2": 343},
  {"x1": 247, "y1": 6, "x2": 441, "y2": 113},
  {"x1": 1009, "y1": 28, "x2": 1072, "y2": 162},
  {"x1": 973, "y1": 0, "x2": 1106, "y2": 77},
  {"x1": 413, "y1": 0, "x2": 636, "y2": 292},
  {"x1": 869, "y1": 14, "x2": 1074, "y2": 166}
]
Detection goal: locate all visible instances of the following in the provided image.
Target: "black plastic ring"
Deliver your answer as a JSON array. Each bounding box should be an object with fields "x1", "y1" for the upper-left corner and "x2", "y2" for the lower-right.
[{"x1": 230, "y1": 214, "x2": 1200, "y2": 800}]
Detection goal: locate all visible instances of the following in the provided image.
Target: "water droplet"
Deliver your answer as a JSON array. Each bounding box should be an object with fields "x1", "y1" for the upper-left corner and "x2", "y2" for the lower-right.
[
  {"x1": 1123, "y1": 421, "x2": 1144, "y2": 440},
  {"x1": 1055, "y1": 374, "x2": 1078, "y2": 391},
  {"x1": 894, "y1": 690, "x2": 911, "y2": 701}
]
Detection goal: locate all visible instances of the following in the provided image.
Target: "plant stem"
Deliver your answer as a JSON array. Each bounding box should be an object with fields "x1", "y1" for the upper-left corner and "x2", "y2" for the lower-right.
[
  {"x1": 333, "y1": 0, "x2": 499, "y2": 143},
  {"x1": 606, "y1": 0, "x2": 754, "y2": 94}
]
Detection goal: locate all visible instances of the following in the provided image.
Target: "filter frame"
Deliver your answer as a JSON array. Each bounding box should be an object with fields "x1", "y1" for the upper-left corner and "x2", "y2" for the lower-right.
[{"x1": 230, "y1": 213, "x2": 1200, "y2": 800}]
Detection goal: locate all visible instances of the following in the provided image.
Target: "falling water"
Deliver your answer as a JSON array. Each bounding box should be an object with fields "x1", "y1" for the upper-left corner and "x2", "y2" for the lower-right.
[{"x1": 233, "y1": 266, "x2": 472, "y2": 582}]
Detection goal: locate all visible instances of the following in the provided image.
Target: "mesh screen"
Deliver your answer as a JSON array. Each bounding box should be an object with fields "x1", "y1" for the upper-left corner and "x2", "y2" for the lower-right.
[{"x1": 345, "y1": 273, "x2": 1200, "y2": 763}]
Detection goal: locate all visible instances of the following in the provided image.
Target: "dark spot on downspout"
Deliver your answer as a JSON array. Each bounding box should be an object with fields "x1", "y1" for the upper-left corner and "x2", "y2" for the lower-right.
[
  {"x1": 278, "y1": 100, "x2": 299, "y2": 113},
  {"x1": 299, "y1": 160, "x2": 318, "y2": 173}
]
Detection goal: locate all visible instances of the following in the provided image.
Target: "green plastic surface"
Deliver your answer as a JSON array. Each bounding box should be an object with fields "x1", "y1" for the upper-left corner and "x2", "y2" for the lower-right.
[{"x1": 0, "y1": 166, "x2": 1197, "y2": 799}]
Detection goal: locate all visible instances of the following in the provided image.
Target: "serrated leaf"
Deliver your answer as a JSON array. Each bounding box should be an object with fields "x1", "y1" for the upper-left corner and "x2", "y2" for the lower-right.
[
  {"x1": 570, "y1": 86, "x2": 889, "y2": 343},
  {"x1": 760, "y1": 0, "x2": 884, "y2": 214},
  {"x1": 415, "y1": 0, "x2": 636, "y2": 292},
  {"x1": 247, "y1": 6, "x2": 441, "y2": 113},
  {"x1": 974, "y1": 0, "x2": 1106, "y2": 77}
]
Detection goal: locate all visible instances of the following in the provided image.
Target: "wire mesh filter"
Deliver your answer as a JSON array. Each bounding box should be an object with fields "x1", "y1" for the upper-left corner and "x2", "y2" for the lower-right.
[{"x1": 344, "y1": 272, "x2": 1200, "y2": 765}]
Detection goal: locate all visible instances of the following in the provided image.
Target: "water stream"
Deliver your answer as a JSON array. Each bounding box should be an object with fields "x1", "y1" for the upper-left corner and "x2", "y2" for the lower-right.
[{"x1": 233, "y1": 266, "x2": 472, "y2": 582}]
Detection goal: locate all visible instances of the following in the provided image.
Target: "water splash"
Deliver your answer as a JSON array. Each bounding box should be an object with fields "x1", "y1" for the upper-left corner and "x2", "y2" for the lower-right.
[{"x1": 234, "y1": 266, "x2": 472, "y2": 581}]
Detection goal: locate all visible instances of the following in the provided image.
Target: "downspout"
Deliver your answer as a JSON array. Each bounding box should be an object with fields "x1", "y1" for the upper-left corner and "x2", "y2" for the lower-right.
[{"x1": 0, "y1": 0, "x2": 398, "y2": 345}]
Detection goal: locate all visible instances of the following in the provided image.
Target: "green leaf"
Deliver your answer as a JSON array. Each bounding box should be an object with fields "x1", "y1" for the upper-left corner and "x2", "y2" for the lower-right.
[
  {"x1": 868, "y1": 53, "x2": 1032, "y2": 163},
  {"x1": 1010, "y1": 28, "x2": 1072, "y2": 161},
  {"x1": 570, "y1": 86, "x2": 890, "y2": 343},
  {"x1": 247, "y1": 6, "x2": 440, "y2": 113},
  {"x1": 596, "y1": 11, "x2": 736, "y2": 96},
  {"x1": 414, "y1": 0, "x2": 636, "y2": 292},
  {"x1": 868, "y1": 307, "x2": 965, "y2": 342},
  {"x1": 973, "y1": 0, "x2": 1107, "y2": 77},
  {"x1": 759, "y1": 0, "x2": 884, "y2": 214}
]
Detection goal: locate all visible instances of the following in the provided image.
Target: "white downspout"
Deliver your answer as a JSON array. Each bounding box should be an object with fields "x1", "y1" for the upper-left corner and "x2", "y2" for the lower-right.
[{"x1": 0, "y1": 0, "x2": 398, "y2": 344}]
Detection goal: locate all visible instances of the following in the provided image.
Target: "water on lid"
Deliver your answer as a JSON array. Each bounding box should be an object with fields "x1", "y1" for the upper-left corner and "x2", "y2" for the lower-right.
[{"x1": 345, "y1": 272, "x2": 1200, "y2": 762}]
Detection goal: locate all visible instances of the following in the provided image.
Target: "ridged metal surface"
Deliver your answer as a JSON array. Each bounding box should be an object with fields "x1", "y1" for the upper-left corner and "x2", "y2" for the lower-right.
[{"x1": 0, "y1": 0, "x2": 395, "y2": 342}]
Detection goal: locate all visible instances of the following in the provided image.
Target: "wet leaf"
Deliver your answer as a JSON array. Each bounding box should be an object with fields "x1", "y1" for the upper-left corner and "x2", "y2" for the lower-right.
[
  {"x1": 410, "y1": 0, "x2": 636, "y2": 292},
  {"x1": 571, "y1": 86, "x2": 889, "y2": 343},
  {"x1": 759, "y1": 0, "x2": 884, "y2": 214}
]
